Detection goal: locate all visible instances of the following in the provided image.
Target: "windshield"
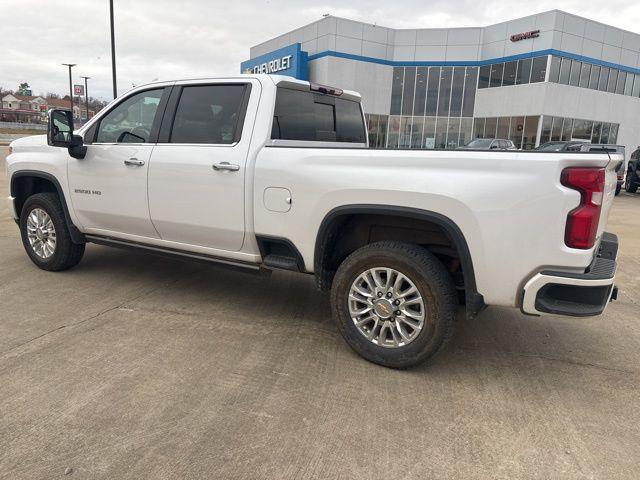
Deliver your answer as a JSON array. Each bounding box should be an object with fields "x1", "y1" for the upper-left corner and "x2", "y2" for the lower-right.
[{"x1": 464, "y1": 139, "x2": 493, "y2": 148}]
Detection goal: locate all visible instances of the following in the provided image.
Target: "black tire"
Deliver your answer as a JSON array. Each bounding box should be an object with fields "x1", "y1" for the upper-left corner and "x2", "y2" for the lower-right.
[
  {"x1": 330, "y1": 241, "x2": 457, "y2": 369},
  {"x1": 19, "y1": 193, "x2": 85, "y2": 271},
  {"x1": 615, "y1": 183, "x2": 621, "y2": 196},
  {"x1": 626, "y1": 172, "x2": 638, "y2": 193}
]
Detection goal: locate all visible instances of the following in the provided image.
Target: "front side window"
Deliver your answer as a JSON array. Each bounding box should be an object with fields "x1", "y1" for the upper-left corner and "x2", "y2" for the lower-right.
[
  {"x1": 271, "y1": 88, "x2": 365, "y2": 143},
  {"x1": 170, "y1": 85, "x2": 247, "y2": 144},
  {"x1": 96, "y1": 89, "x2": 163, "y2": 143}
]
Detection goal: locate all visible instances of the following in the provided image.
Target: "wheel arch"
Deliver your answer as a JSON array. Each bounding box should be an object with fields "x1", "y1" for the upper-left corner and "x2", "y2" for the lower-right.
[
  {"x1": 11, "y1": 170, "x2": 84, "y2": 244},
  {"x1": 314, "y1": 204, "x2": 485, "y2": 319}
]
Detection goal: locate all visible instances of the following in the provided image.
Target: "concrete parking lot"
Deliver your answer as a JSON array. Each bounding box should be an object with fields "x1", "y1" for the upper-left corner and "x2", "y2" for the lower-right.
[{"x1": 1, "y1": 145, "x2": 639, "y2": 479}]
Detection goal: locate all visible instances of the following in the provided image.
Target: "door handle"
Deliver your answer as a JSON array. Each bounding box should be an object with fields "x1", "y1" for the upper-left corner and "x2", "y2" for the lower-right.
[
  {"x1": 124, "y1": 158, "x2": 145, "y2": 166},
  {"x1": 212, "y1": 162, "x2": 240, "y2": 172}
]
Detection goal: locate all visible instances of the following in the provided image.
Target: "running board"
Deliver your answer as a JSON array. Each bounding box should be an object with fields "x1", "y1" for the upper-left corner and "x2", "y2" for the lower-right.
[{"x1": 85, "y1": 235, "x2": 261, "y2": 272}]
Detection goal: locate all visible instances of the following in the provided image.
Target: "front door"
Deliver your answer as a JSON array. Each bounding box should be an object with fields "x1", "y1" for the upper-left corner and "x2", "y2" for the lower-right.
[
  {"x1": 147, "y1": 82, "x2": 254, "y2": 251},
  {"x1": 67, "y1": 88, "x2": 167, "y2": 238}
]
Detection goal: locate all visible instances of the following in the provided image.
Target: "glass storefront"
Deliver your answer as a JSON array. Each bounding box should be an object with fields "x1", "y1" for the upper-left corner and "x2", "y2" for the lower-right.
[
  {"x1": 538, "y1": 115, "x2": 619, "y2": 145},
  {"x1": 478, "y1": 56, "x2": 548, "y2": 89},
  {"x1": 549, "y1": 55, "x2": 640, "y2": 99},
  {"x1": 364, "y1": 53, "x2": 627, "y2": 150},
  {"x1": 383, "y1": 65, "x2": 478, "y2": 149}
]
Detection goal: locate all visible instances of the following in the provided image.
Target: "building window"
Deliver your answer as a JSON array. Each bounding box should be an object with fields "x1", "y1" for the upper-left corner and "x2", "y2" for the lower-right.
[
  {"x1": 550, "y1": 54, "x2": 640, "y2": 100},
  {"x1": 559, "y1": 58, "x2": 571, "y2": 85},
  {"x1": 473, "y1": 117, "x2": 485, "y2": 139},
  {"x1": 449, "y1": 67, "x2": 465, "y2": 117},
  {"x1": 589, "y1": 65, "x2": 601, "y2": 90},
  {"x1": 568, "y1": 60, "x2": 581, "y2": 87},
  {"x1": 540, "y1": 116, "x2": 553, "y2": 144},
  {"x1": 489, "y1": 63, "x2": 504, "y2": 88},
  {"x1": 579, "y1": 63, "x2": 591, "y2": 88},
  {"x1": 624, "y1": 73, "x2": 634, "y2": 96},
  {"x1": 549, "y1": 56, "x2": 561, "y2": 83},
  {"x1": 616, "y1": 71, "x2": 627, "y2": 95},
  {"x1": 633, "y1": 74, "x2": 640, "y2": 97},
  {"x1": 503, "y1": 61, "x2": 517, "y2": 86},
  {"x1": 530, "y1": 57, "x2": 547, "y2": 83},
  {"x1": 510, "y1": 116, "x2": 525, "y2": 148},
  {"x1": 478, "y1": 65, "x2": 490, "y2": 89},
  {"x1": 426, "y1": 67, "x2": 440, "y2": 115},
  {"x1": 437, "y1": 67, "x2": 453, "y2": 117},
  {"x1": 484, "y1": 117, "x2": 497, "y2": 138},
  {"x1": 413, "y1": 67, "x2": 428, "y2": 116},
  {"x1": 516, "y1": 58, "x2": 533, "y2": 85},
  {"x1": 402, "y1": 67, "x2": 416, "y2": 115},
  {"x1": 390, "y1": 67, "x2": 404, "y2": 115},
  {"x1": 462, "y1": 67, "x2": 478, "y2": 117}
]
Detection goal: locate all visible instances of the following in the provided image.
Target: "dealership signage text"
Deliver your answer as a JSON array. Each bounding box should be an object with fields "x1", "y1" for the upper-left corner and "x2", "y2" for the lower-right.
[
  {"x1": 510, "y1": 30, "x2": 540, "y2": 42},
  {"x1": 249, "y1": 55, "x2": 293, "y2": 74}
]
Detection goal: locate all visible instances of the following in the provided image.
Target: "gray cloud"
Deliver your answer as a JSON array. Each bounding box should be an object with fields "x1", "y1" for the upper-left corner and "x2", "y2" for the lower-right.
[{"x1": 3, "y1": 0, "x2": 639, "y2": 101}]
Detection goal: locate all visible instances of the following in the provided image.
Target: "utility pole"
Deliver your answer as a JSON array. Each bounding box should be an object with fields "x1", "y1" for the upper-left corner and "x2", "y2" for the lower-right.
[
  {"x1": 61, "y1": 63, "x2": 76, "y2": 112},
  {"x1": 109, "y1": 0, "x2": 117, "y2": 99},
  {"x1": 80, "y1": 76, "x2": 90, "y2": 124}
]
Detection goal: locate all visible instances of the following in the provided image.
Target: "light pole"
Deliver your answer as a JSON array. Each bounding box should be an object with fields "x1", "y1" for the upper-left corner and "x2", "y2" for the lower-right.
[
  {"x1": 61, "y1": 63, "x2": 76, "y2": 112},
  {"x1": 109, "y1": 0, "x2": 117, "y2": 99},
  {"x1": 80, "y1": 76, "x2": 90, "y2": 124}
]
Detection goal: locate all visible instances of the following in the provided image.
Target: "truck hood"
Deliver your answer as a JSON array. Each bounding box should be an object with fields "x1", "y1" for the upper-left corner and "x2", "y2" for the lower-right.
[{"x1": 10, "y1": 134, "x2": 48, "y2": 151}]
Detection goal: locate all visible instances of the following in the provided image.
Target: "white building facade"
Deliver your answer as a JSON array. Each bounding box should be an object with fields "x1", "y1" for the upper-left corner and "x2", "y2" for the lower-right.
[{"x1": 244, "y1": 10, "x2": 640, "y2": 152}]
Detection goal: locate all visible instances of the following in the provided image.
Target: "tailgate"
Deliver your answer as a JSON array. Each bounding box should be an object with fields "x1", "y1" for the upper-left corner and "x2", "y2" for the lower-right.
[{"x1": 597, "y1": 153, "x2": 622, "y2": 241}]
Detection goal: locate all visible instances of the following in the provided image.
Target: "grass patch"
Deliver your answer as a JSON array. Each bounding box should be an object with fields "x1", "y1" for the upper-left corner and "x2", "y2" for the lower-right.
[{"x1": 0, "y1": 128, "x2": 45, "y2": 135}]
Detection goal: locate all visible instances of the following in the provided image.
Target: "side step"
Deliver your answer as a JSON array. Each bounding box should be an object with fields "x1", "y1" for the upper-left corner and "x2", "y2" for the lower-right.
[{"x1": 262, "y1": 254, "x2": 300, "y2": 272}]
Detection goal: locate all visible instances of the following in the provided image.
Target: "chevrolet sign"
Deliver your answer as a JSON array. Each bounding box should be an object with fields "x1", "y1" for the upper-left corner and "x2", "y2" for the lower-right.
[
  {"x1": 246, "y1": 55, "x2": 293, "y2": 74},
  {"x1": 240, "y1": 43, "x2": 308, "y2": 80}
]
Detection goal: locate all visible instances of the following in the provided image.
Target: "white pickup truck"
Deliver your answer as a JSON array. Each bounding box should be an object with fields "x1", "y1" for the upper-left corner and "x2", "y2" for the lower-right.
[{"x1": 5, "y1": 75, "x2": 621, "y2": 368}]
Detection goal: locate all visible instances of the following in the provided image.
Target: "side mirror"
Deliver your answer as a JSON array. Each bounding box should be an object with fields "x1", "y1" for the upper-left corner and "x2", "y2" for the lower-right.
[
  {"x1": 47, "y1": 108, "x2": 86, "y2": 159},
  {"x1": 490, "y1": 144, "x2": 499, "y2": 149},
  {"x1": 48, "y1": 109, "x2": 73, "y2": 147}
]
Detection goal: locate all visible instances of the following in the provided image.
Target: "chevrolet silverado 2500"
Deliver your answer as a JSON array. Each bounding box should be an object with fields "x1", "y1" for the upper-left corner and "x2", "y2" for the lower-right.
[{"x1": 5, "y1": 75, "x2": 621, "y2": 368}]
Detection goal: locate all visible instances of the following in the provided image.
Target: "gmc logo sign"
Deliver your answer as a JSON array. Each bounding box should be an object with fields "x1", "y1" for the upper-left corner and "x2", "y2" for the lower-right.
[{"x1": 510, "y1": 30, "x2": 540, "y2": 42}]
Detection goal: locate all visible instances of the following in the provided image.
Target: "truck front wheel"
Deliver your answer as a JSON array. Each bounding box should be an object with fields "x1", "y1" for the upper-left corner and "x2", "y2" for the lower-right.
[
  {"x1": 330, "y1": 241, "x2": 457, "y2": 369},
  {"x1": 19, "y1": 193, "x2": 85, "y2": 271}
]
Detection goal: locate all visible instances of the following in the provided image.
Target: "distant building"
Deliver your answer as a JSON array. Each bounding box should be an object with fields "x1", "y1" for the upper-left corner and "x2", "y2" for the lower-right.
[
  {"x1": 0, "y1": 94, "x2": 94, "y2": 123},
  {"x1": 244, "y1": 10, "x2": 640, "y2": 152}
]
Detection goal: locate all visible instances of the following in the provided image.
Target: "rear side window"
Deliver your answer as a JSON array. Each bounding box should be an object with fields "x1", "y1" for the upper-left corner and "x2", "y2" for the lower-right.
[
  {"x1": 271, "y1": 88, "x2": 365, "y2": 143},
  {"x1": 170, "y1": 85, "x2": 247, "y2": 144}
]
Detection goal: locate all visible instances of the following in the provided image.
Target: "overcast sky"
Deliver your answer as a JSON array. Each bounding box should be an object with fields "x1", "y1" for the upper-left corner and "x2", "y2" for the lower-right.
[{"x1": 3, "y1": 0, "x2": 640, "y2": 101}]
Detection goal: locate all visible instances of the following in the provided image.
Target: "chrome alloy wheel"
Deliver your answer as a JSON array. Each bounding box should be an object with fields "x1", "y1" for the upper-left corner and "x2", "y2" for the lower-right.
[
  {"x1": 26, "y1": 208, "x2": 57, "y2": 259},
  {"x1": 348, "y1": 267, "x2": 426, "y2": 348}
]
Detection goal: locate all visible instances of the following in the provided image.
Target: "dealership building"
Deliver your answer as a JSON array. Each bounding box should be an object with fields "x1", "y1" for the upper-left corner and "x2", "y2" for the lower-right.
[{"x1": 241, "y1": 10, "x2": 640, "y2": 152}]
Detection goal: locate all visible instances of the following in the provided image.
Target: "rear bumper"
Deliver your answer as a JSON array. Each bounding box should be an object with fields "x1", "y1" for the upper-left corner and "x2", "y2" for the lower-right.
[{"x1": 521, "y1": 232, "x2": 618, "y2": 317}]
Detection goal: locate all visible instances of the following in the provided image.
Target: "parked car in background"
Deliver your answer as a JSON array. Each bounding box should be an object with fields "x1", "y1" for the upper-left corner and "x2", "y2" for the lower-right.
[
  {"x1": 626, "y1": 146, "x2": 640, "y2": 193},
  {"x1": 457, "y1": 138, "x2": 516, "y2": 150},
  {"x1": 536, "y1": 141, "x2": 588, "y2": 152},
  {"x1": 579, "y1": 145, "x2": 626, "y2": 196}
]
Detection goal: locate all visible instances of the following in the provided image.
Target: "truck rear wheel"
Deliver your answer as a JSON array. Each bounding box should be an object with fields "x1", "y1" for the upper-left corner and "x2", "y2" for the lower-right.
[
  {"x1": 19, "y1": 193, "x2": 85, "y2": 271},
  {"x1": 330, "y1": 241, "x2": 457, "y2": 369}
]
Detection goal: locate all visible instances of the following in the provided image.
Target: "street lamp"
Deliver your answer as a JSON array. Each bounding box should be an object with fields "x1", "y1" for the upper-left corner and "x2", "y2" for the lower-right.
[
  {"x1": 109, "y1": 0, "x2": 117, "y2": 99},
  {"x1": 80, "y1": 76, "x2": 90, "y2": 124},
  {"x1": 61, "y1": 63, "x2": 76, "y2": 111}
]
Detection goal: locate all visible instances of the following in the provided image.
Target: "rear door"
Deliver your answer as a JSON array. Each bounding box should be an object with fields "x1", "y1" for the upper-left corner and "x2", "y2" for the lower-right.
[{"x1": 147, "y1": 81, "x2": 255, "y2": 251}]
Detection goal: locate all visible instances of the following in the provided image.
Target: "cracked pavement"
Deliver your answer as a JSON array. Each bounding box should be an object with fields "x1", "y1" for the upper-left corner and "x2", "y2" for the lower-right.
[{"x1": 1, "y1": 146, "x2": 639, "y2": 479}]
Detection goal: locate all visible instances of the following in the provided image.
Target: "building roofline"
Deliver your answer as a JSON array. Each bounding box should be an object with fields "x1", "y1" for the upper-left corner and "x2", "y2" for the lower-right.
[{"x1": 251, "y1": 9, "x2": 640, "y2": 52}]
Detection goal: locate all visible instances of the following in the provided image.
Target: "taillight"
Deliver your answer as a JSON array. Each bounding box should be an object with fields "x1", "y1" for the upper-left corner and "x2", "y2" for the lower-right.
[{"x1": 561, "y1": 167, "x2": 605, "y2": 249}]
